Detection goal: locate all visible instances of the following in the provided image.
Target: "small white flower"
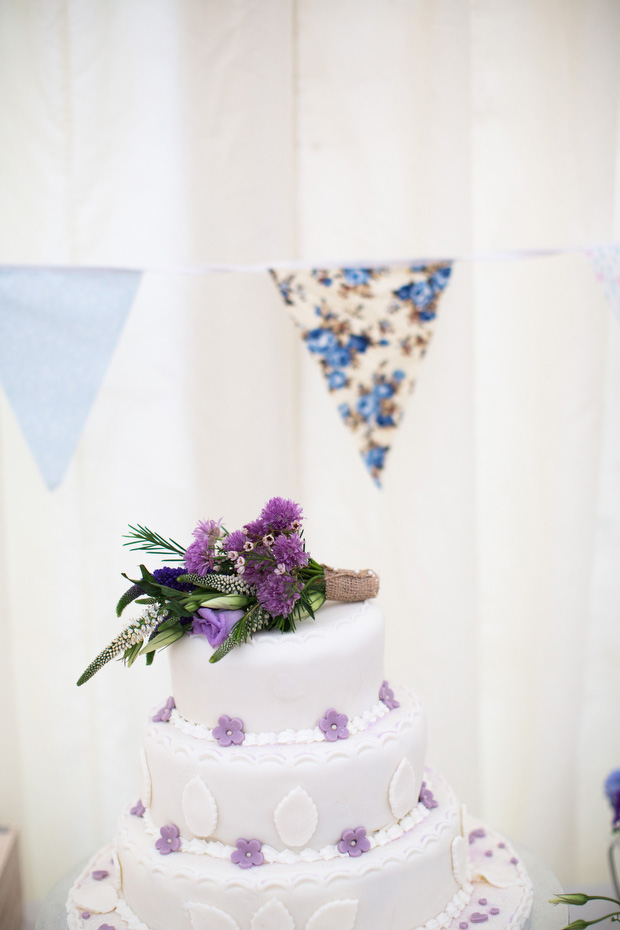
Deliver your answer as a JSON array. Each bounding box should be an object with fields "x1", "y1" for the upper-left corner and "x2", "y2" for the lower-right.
[
  {"x1": 243, "y1": 540, "x2": 254, "y2": 551},
  {"x1": 274, "y1": 563, "x2": 287, "y2": 575},
  {"x1": 227, "y1": 550, "x2": 239, "y2": 560},
  {"x1": 241, "y1": 527, "x2": 249, "y2": 535},
  {"x1": 236, "y1": 564, "x2": 245, "y2": 575},
  {"x1": 263, "y1": 534, "x2": 275, "y2": 547},
  {"x1": 235, "y1": 556, "x2": 246, "y2": 570},
  {"x1": 291, "y1": 520, "x2": 301, "y2": 531}
]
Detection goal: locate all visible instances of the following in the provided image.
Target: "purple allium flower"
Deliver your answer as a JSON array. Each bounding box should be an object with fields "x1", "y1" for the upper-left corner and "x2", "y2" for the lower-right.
[
  {"x1": 130, "y1": 800, "x2": 145, "y2": 817},
  {"x1": 260, "y1": 497, "x2": 303, "y2": 533},
  {"x1": 152, "y1": 566, "x2": 193, "y2": 592},
  {"x1": 255, "y1": 571, "x2": 302, "y2": 618},
  {"x1": 152, "y1": 696, "x2": 175, "y2": 722},
  {"x1": 338, "y1": 827, "x2": 371, "y2": 857},
  {"x1": 271, "y1": 532, "x2": 309, "y2": 570},
  {"x1": 191, "y1": 608, "x2": 244, "y2": 647},
  {"x1": 243, "y1": 517, "x2": 267, "y2": 540},
  {"x1": 184, "y1": 518, "x2": 222, "y2": 574},
  {"x1": 92, "y1": 870, "x2": 109, "y2": 881},
  {"x1": 605, "y1": 770, "x2": 620, "y2": 827},
  {"x1": 224, "y1": 529, "x2": 246, "y2": 554},
  {"x1": 379, "y1": 680, "x2": 400, "y2": 710},
  {"x1": 155, "y1": 824, "x2": 181, "y2": 855},
  {"x1": 419, "y1": 781, "x2": 438, "y2": 810},
  {"x1": 213, "y1": 714, "x2": 245, "y2": 746},
  {"x1": 231, "y1": 838, "x2": 264, "y2": 869},
  {"x1": 319, "y1": 708, "x2": 349, "y2": 741}
]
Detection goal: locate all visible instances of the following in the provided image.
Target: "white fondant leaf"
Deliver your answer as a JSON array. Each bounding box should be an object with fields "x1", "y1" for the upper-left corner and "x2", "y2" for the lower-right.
[
  {"x1": 186, "y1": 902, "x2": 241, "y2": 930},
  {"x1": 388, "y1": 758, "x2": 416, "y2": 820},
  {"x1": 72, "y1": 883, "x2": 118, "y2": 914},
  {"x1": 251, "y1": 899, "x2": 295, "y2": 930},
  {"x1": 306, "y1": 899, "x2": 358, "y2": 930},
  {"x1": 274, "y1": 786, "x2": 318, "y2": 847},
  {"x1": 182, "y1": 775, "x2": 218, "y2": 838},
  {"x1": 451, "y1": 836, "x2": 469, "y2": 886},
  {"x1": 140, "y1": 748, "x2": 152, "y2": 807}
]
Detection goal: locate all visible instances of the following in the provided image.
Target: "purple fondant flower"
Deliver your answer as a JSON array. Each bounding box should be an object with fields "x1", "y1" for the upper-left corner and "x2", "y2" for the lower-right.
[
  {"x1": 379, "y1": 680, "x2": 400, "y2": 710},
  {"x1": 97, "y1": 925, "x2": 115, "y2": 930},
  {"x1": 260, "y1": 497, "x2": 303, "y2": 532},
  {"x1": 319, "y1": 708, "x2": 349, "y2": 741},
  {"x1": 338, "y1": 827, "x2": 371, "y2": 857},
  {"x1": 469, "y1": 827, "x2": 487, "y2": 844},
  {"x1": 152, "y1": 696, "x2": 175, "y2": 722},
  {"x1": 155, "y1": 823, "x2": 181, "y2": 855},
  {"x1": 605, "y1": 770, "x2": 620, "y2": 829},
  {"x1": 130, "y1": 800, "x2": 145, "y2": 817},
  {"x1": 213, "y1": 714, "x2": 245, "y2": 746},
  {"x1": 191, "y1": 608, "x2": 244, "y2": 647},
  {"x1": 231, "y1": 838, "x2": 264, "y2": 869},
  {"x1": 92, "y1": 870, "x2": 109, "y2": 881},
  {"x1": 419, "y1": 781, "x2": 438, "y2": 809}
]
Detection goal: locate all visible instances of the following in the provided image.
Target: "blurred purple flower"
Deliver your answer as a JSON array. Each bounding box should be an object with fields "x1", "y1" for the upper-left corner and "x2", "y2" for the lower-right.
[
  {"x1": 379, "y1": 680, "x2": 400, "y2": 710},
  {"x1": 152, "y1": 696, "x2": 175, "y2": 722},
  {"x1": 419, "y1": 781, "x2": 438, "y2": 809},
  {"x1": 130, "y1": 800, "x2": 145, "y2": 818},
  {"x1": 605, "y1": 770, "x2": 620, "y2": 828}
]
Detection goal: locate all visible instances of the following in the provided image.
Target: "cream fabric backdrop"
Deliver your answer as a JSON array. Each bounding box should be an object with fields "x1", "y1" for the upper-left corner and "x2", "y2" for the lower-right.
[{"x1": 0, "y1": 0, "x2": 619, "y2": 903}]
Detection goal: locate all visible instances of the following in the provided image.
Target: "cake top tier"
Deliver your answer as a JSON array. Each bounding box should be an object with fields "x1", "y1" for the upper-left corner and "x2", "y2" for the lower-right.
[{"x1": 168, "y1": 600, "x2": 385, "y2": 732}]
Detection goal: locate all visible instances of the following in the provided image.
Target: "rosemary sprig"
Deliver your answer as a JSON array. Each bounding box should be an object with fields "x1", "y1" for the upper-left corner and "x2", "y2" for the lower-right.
[{"x1": 123, "y1": 524, "x2": 186, "y2": 561}]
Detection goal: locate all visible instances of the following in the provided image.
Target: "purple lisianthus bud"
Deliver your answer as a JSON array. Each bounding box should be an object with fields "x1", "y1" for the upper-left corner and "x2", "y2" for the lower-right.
[{"x1": 191, "y1": 608, "x2": 244, "y2": 647}]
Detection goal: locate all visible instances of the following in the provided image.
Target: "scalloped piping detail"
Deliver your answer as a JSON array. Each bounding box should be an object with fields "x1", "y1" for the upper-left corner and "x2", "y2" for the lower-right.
[
  {"x1": 234, "y1": 601, "x2": 372, "y2": 649},
  {"x1": 137, "y1": 777, "x2": 451, "y2": 865},
  {"x1": 147, "y1": 714, "x2": 421, "y2": 767},
  {"x1": 158, "y1": 697, "x2": 413, "y2": 746}
]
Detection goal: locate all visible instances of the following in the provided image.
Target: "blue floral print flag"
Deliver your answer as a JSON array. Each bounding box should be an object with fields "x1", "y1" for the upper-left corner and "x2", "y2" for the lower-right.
[
  {"x1": 271, "y1": 264, "x2": 453, "y2": 485},
  {"x1": 586, "y1": 244, "x2": 620, "y2": 324},
  {"x1": 0, "y1": 267, "x2": 142, "y2": 489}
]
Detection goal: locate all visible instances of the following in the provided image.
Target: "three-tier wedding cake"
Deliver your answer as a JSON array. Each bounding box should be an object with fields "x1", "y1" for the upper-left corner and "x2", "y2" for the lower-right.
[{"x1": 66, "y1": 500, "x2": 533, "y2": 930}]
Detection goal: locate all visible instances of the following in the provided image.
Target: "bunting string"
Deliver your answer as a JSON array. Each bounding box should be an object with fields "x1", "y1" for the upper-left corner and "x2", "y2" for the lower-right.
[{"x1": 0, "y1": 241, "x2": 618, "y2": 490}]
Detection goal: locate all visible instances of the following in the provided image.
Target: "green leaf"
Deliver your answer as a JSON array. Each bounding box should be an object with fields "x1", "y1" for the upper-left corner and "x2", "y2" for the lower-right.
[
  {"x1": 139, "y1": 627, "x2": 185, "y2": 654},
  {"x1": 124, "y1": 641, "x2": 142, "y2": 668},
  {"x1": 145, "y1": 651, "x2": 155, "y2": 666},
  {"x1": 123, "y1": 524, "x2": 186, "y2": 560}
]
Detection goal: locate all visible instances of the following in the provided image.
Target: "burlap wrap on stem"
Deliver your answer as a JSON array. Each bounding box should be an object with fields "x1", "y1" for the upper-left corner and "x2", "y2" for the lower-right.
[{"x1": 322, "y1": 565, "x2": 380, "y2": 602}]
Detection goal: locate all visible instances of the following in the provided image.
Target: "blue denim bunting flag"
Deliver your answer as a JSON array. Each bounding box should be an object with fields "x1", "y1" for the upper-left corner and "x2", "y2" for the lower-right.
[{"x1": 0, "y1": 267, "x2": 142, "y2": 489}]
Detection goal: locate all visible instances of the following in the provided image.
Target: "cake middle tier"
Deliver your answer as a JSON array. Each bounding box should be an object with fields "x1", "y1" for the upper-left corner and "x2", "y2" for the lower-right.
[{"x1": 141, "y1": 690, "x2": 427, "y2": 851}]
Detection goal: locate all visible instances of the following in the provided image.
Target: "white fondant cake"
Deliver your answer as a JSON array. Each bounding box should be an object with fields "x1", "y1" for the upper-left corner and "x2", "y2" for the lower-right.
[{"x1": 67, "y1": 601, "x2": 532, "y2": 930}]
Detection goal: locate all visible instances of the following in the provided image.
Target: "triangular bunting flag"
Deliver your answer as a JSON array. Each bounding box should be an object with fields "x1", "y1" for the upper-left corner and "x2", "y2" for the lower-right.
[
  {"x1": 586, "y1": 243, "x2": 620, "y2": 323},
  {"x1": 0, "y1": 268, "x2": 142, "y2": 489},
  {"x1": 271, "y1": 264, "x2": 452, "y2": 485}
]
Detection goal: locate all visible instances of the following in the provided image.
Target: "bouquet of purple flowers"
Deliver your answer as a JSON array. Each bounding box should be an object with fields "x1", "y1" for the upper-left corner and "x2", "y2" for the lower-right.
[{"x1": 77, "y1": 497, "x2": 378, "y2": 685}]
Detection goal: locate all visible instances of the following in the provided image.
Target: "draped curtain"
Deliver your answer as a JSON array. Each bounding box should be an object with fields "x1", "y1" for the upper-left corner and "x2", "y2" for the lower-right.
[{"x1": 0, "y1": 0, "x2": 619, "y2": 904}]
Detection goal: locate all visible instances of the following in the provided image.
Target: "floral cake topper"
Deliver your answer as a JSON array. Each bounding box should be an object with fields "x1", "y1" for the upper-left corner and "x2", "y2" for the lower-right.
[{"x1": 77, "y1": 497, "x2": 379, "y2": 685}]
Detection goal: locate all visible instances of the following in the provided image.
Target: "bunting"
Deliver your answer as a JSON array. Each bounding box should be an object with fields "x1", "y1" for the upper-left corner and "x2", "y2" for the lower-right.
[
  {"x1": 586, "y1": 244, "x2": 620, "y2": 323},
  {"x1": 0, "y1": 268, "x2": 142, "y2": 489},
  {"x1": 271, "y1": 264, "x2": 452, "y2": 484}
]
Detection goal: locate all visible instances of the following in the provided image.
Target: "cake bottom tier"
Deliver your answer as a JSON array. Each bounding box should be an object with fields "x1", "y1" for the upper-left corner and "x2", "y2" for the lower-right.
[{"x1": 66, "y1": 779, "x2": 532, "y2": 930}]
